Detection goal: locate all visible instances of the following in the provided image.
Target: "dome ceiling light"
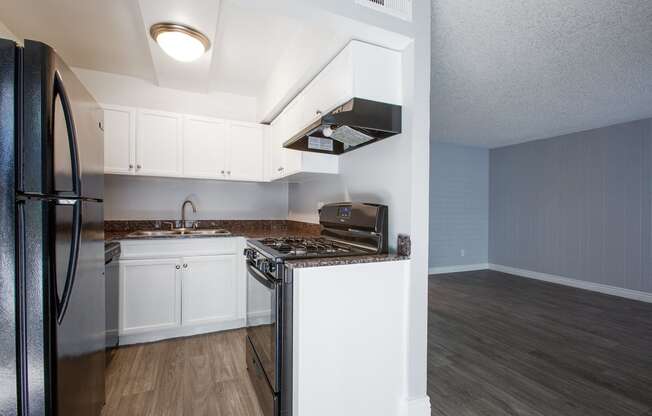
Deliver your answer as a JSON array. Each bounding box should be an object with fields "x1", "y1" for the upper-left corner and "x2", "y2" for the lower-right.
[{"x1": 149, "y1": 23, "x2": 211, "y2": 62}]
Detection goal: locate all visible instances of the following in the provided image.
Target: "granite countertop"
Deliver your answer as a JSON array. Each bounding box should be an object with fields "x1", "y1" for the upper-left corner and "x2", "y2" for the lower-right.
[
  {"x1": 105, "y1": 220, "x2": 321, "y2": 241},
  {"x1": 285, "y1": 254, "x2": 409, "y2": 269},
  {"x1": 105, "y1": 220, "x2": 409, "y2": 268}
]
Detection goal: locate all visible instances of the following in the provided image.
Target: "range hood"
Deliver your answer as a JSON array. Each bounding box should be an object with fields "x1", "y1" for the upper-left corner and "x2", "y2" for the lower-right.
[{"x1": 283, "y1": 98, "x2": 402, "y2": 155}]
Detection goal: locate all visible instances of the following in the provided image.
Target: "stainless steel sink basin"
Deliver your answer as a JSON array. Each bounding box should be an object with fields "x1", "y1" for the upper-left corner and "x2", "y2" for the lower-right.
[
  {"x1": 181, "y1": 229, "x2": 232, "y2": 236},
  {"x1": 127, "y1": 229, "x2": 232, "y2": 238}
]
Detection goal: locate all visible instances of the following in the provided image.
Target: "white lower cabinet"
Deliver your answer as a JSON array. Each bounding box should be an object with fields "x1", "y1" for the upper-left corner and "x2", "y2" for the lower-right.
[
  {"x1": 117, "y1": 238, "x2": 246, "y2": 345},
  {"x1": 120, "y1": 258, "x2": 181, "y2": 335},
  {"x1": 181, "y1": 255, "x2": 238, "y2": 326}
]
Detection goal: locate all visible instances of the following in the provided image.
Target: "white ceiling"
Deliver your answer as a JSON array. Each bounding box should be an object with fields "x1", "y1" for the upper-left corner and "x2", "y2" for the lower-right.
[
  {"x1": 431, "y1": 0, "x2": 652, "y2": 148},
  {"x1": 0, "y1": 0, "x2": 155, "y2": 81},
  {"x1": 0, "y1": 0, "x2": 343, "y2": 97}
]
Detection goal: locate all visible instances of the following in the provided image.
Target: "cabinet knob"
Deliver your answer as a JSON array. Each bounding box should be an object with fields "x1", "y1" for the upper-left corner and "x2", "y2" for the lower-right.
[
  {"x1": 316, "y1": 110, "x2": 322, "y2": 116},
  {"x1": 137, "y1": 164, "x2": 142, "y2": 169},
  {"x1": 129, "y1": 164, "x2": 134, "y2": 169},
  {"x1": 277, "y1": 167, "x2": 283, "y2": 172},
  {"x1": 183, "y1": 263, "x2": 188, "y2": 268},
  {"x1": 175, "y1": 265, "x2": 180, "y2": 270},
  {"x1": 221, "y1": 170, "x2": 225, "y2": 174},
  {"x1": 227, "y1": 171, "x2": 231, "y2": 175}
]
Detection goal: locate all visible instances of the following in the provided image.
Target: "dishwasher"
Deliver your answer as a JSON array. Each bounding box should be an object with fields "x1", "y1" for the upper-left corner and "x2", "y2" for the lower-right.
[{"x1": 104, "y1": 242, "x2": 121, "y2": 366}]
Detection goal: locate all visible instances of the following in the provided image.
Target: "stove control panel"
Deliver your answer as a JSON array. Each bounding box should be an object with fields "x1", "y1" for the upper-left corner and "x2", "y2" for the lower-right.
[{"x1": 244, "y1": 248, "x2": 277, "y2": 275}]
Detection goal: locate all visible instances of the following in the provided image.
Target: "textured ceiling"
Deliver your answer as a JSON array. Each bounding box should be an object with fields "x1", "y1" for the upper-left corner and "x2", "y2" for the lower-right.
[{"x1": 430, "y1": 0, "x2": 652, "y2": 148}]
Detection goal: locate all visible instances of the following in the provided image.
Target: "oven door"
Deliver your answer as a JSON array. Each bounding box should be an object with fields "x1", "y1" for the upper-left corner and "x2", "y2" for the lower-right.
[{"x1": 246, "y1": 261, "x2": 280, "y2": 393}]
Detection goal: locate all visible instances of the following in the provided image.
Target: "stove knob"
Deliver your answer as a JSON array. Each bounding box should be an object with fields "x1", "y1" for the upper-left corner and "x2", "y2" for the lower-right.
[
  {"x1": 243, "y1": 248, "x2": 258, "y2": 261},
  {"x1": 260, "y1": 260, "x2": 276, "y2": 274}
]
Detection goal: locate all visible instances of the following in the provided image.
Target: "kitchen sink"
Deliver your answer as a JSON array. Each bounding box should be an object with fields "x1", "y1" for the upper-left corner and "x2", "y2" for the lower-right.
[{"x1": 127, "y1": 229, "x2": 232, "y2": 238}]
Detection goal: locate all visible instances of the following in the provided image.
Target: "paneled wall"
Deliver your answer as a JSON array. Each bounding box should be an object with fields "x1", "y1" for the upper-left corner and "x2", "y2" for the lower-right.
[
  {"x1": 429, "y1": 142, "x2": 489, "y2": 269},
  {"x1": 490, "y1": 118, "x2": 652, "y2": 293}
]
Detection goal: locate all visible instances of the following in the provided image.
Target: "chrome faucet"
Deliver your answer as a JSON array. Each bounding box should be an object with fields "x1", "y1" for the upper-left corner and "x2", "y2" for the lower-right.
[{"x1": 181, "y1": 200, "x2": 197, "y2": 229}]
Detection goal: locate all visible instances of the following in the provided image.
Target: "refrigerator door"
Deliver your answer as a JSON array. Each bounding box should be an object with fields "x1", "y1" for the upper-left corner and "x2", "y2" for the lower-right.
[
  {"x1": 0, "y1": 38, "x2": 19, "y2": 416},
  {"x1": 53, "y1": 199, "x2": 105, "y2": 416},
  {"x1": 15, "y1": 196, "x2": 105, "y2": 416},
  {"x1": 21, "y1": 40, "x2": 104, "y2": 200}
]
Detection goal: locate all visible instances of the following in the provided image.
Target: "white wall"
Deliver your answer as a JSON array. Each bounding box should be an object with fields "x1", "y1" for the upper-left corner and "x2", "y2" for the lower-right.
[
  {"x1": 0, "y1": 20, "x2": 17, "y2": 41},
  {"x1": 285, "y1": 2, "x2": 432, "y2": 413},
  {"x1": 104, "y1": 175, "x2": 288, "y2": 220},
  {"x1": 74, "y1": 66, "x2": 289, "y2": 221},
  {"x1": 74, "y1": 67, "x2": 258, "y2": 122},
  {"x1": 288, "y1": 135, "x2": 411, "y2": 245}
]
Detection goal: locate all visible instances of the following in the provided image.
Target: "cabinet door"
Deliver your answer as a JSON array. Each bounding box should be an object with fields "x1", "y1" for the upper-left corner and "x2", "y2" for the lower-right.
[
  {"x1": 103, "y1": 105, "x2": 136, "y2": 175},
  {"x1": 181, "y1": 255, "x2": 238, "y2": 326},
  {"x1": 270, "y1": 119, "x2": 285, "y2": 179},
  {"x1": 136, "y1": 109, "x2": 183, "y2": 177},
  {"x1": 311, "y1": 48, "x2": 353, "y2": 115},
  {"x1": 227, "y1": 121, "x2": 264, "y2": 181},
  {"x1": 120, "y1": 259, "x2": 181, "y2": 335},
  {"x1": 183, "y1": 115, "x2": 227, "y2": 179}
]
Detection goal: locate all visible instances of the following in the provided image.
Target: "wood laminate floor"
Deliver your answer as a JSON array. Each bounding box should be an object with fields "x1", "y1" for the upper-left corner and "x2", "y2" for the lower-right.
[
  {"x1": 102, "y1": 329, "x2": 263, "y2": 416},
  {"x1": 428, "y1": 270, "x2": 652, "y2": 416},
  {"x1": 103, "y1": 270, "x2": 652, "y2": 416}
]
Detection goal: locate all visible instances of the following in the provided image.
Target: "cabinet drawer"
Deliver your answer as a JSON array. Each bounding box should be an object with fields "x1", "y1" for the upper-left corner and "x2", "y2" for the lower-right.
[{"x1": 119, "y1": 238, "x2": 240, "y2": 259}]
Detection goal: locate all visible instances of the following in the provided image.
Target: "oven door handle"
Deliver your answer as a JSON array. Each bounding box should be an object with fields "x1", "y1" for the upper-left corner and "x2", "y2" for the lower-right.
[{"x1": 247, "y1": 262, "x2": 277, "y2": 289}]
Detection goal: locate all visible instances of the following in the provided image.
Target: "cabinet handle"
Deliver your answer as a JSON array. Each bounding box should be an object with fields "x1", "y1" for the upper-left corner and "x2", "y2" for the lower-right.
[
  {"x1": 175, "y1": 265, "x2": 180, "y2": 270},
  {"x1": 183, "y1": 263, "x2": 188, "y2": 268}
]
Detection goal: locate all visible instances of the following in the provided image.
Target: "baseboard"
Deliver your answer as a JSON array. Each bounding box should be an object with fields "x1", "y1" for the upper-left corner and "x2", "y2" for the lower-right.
[
  {"x1": 399, "y1": 395, "x2": 431, "y2": 416},
  {"x1": 489, "y1": 264, "x2": 652, "y2": 304},
  {"x1": 429, "y1": 263, "x2": 489, "y2": 275},
  {"x1": 119, "y1": 318, "x2": 245, "y2": 346}
]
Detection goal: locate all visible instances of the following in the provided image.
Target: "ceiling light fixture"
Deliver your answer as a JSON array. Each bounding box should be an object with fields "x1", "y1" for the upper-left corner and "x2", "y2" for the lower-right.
[{"x1": 149, "y1": 23, "x2": 211, "y2": 62}]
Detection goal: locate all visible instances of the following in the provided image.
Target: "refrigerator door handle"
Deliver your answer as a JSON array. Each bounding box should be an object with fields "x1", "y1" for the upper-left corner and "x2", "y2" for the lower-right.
[
  {"x1": 53, "y1": 70, "x2": 82, "y2": 196},
  {"x1": 55, "y1": 199, "x2": 82, "y2": 324}
]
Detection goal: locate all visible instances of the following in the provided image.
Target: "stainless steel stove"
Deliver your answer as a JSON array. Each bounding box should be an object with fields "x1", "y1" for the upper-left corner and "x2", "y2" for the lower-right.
[{"x1": 243, "y1": 202, "x2": 388, "y2": 416}]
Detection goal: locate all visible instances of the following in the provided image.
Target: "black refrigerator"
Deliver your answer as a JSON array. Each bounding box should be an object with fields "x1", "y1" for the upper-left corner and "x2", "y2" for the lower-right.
[{"x1": 0, "y1": 39, "x2": 105, "y2": 416}]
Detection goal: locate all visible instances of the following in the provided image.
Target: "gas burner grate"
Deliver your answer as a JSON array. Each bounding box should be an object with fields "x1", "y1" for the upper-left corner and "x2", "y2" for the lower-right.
[{"x1": 257, "y1": 237, "x2": 363, "y2": 257}]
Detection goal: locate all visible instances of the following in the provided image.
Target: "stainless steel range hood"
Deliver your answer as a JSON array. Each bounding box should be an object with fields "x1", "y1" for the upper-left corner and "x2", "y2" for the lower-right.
[{"x1": 283, "y1": 98, "x2": 402, "y2": 155}]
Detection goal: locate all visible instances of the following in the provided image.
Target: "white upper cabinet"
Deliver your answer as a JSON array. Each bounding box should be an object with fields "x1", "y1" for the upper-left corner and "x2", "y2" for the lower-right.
[
  {"x1": 267, "y1": 41, "x2": 400, "y2": 183},
  {"x1": 103, "y1": 108, "x2": 265, "y2": 182},
  {"x1": 136, "y1": 109, "x2": 183, "y2": 177},
  {"x1": 183, "y1": 115, "x2": 227, "y2": 179},
  {"x1": 103, "y1": 105, "x2": 135, "y2": 175},
  {"x1": 228, "y1": 121, "x2": 264, "y2": 181}
]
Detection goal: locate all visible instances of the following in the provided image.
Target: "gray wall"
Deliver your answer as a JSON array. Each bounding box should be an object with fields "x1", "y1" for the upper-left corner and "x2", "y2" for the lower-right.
[
  {"x1": 429, "y1": 142, "x2": 489, "y2": 269},
  {"x1": 490, "y1": 118, "x2": 652, "y2": 293},
  {"x1": 104, "y1": 175, "x2": 289, "y2": 220}
]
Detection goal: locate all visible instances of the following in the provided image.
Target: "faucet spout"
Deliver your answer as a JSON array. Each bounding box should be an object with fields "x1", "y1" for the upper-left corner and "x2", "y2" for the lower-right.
[{"x1": 181, "y1": 200, "x2": 197, "y2": 228}]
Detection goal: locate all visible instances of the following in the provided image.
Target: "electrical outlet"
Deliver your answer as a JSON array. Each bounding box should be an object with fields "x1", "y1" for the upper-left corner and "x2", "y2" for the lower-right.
[{"x1": 460, "y1": 249, "x2": 466, "y2": 257}]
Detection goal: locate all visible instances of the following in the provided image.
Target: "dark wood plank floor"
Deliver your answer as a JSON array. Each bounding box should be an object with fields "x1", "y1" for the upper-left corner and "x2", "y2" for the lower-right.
[
  {"x1": 428, "y1": 270, "x2": 652, "y2": 416},
  {"x1": 102, "y1": 329, "x2": 263, "y2": 416},
  {"x1": 103, "y1": 270, "x2": 652, "y2": 415}
]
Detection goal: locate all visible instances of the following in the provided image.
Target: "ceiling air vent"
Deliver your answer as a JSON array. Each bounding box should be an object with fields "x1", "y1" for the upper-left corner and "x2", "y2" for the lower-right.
[{"x1": 355, "y1": 0, "x2": 412, "y2": 21}]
